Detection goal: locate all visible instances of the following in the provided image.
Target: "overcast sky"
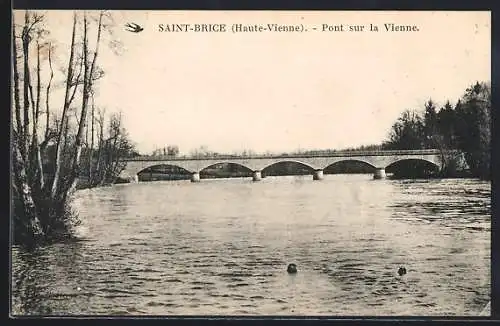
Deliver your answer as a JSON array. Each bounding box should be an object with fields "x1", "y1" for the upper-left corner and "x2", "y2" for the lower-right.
[{"x1": 14, "y1": 10, "x2": 491, "y2": 155}]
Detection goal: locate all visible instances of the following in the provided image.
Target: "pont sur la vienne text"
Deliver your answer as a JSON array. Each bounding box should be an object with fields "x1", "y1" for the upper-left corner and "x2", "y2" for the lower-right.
[{"x1": 157, "y1": 23, "x2": 419, "y2": 33}]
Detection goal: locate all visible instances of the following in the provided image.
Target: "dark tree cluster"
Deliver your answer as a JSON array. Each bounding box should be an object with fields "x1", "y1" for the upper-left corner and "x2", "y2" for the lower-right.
[{"x1": 383, "y1": 81, "x2": 491, "y2": 180}]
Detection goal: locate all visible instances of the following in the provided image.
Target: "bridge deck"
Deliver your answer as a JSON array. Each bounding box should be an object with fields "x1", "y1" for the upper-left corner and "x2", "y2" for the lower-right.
[{"x1": 123, "y1": 149, "x2": 444, "y2": 162}]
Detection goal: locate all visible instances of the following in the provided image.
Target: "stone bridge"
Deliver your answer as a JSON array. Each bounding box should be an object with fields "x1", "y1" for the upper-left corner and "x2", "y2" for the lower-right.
[{"x1": 119, "y1": 149, "x2": 444, "y2": 182}]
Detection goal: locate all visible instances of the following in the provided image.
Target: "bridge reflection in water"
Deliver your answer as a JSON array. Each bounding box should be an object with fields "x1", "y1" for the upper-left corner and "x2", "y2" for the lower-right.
[{"x1": 120, "y1": 149, "x2": 446, "y2": 183}]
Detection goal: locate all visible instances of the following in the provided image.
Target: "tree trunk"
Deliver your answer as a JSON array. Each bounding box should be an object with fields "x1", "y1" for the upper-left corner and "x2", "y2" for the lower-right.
[
  {"x1": 94, "y1": 113, "x2": 104, "y2": 185},
  {"x1": 105, "y1": 133, "x2": 119, "y2": 183},
  {"x1": 88, "y1": 94, "x2": 95, "y2": 184},
  {"x1": 31, "y1": 41, "x2": 44, "y2": 190},
  {"x1": 100, "y1": 141, "x2": 112, "y2": 186},
  {"x1": 12, "y1": 23, "x2": 25, "y2": 162},
  {"x1": 12, "y1": 12, "x2": 49, "y2": 245},
  {"x1": 68, "y1": 13, "x2": 90, "y2": 193},
  {"x1": 12, "y1": 134, "x2": 44, "y2": 243},
  {"x1": 85, "y1": 112, "x2": 89, "y2": 183},
  {"x1": 44, "y1": 43, "x2": 53, "y2": 141},
  {"x1": 51, "y1": 13, "x2": 77, "y2": 199},
  {"x1": 22, "y1": 11, "x2": 31, "y2": 163},
  {"x1": 68, "y1": 12, "x2": 103, "y2": 194}
]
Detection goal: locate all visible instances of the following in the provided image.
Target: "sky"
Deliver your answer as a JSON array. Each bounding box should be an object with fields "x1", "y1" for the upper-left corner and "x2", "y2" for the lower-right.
[{"x1": 14, "y1": 10, "x2": 491, "y2": 155}]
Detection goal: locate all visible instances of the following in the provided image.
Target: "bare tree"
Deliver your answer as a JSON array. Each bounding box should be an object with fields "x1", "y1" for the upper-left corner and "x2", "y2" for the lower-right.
[
  {"x1": 50, "y1": 12, "x2": 78, "y2": 200},
  {"x1": 66, "y1": 11, "x2": 104, "y2": 195},
  {"x1": 93, "y1": 107, "x2": 106, "y2": 185},
  {"x1": 99, "y1": 112, "x2": 132, "y2": 184},
  {"x1": 11, "y1": 10, "x2": 122, "y2": 245},
  {"x1": 12, "y1": 11, "x2": 47, "y2": 242},
  {"x1": 87, "y1": 92, "x2": 96, "y2": 184}
]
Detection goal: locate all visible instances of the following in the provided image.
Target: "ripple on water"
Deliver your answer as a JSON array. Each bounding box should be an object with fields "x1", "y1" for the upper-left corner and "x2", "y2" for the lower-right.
[{"x1": 11, "y1": 176, "x2": 490, "y2": 316}]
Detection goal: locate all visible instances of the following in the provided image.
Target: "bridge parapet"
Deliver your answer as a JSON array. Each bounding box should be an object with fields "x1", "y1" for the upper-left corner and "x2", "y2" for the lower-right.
[{"x1": 122, "y1": 149, "x2": 446, "y2": 162}]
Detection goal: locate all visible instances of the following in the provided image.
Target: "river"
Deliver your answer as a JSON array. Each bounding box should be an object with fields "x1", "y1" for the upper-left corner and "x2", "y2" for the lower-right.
[{"x1": 11, "y1": 174, "x2": 491, "y2": 316}]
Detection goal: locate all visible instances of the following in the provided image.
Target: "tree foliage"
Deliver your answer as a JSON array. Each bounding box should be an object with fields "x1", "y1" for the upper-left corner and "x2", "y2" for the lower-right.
[
  {"x1": 454, "y1": 82, "x2": 491, "y2": 179},
  {"x1": 152, "y1": 145, "x2": 179, "y2": 157},
  {"x1": 384, "y1": 81, "x2": 491, "y2": 179},
  {"x1": 385, "y1": 109, "x2": 425, "y2": 150}
]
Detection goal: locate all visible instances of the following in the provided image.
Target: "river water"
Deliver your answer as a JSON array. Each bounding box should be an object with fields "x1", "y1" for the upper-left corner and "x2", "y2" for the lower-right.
[{"x1": 11, "y1": 175, "x2": 491, "y2": 316}]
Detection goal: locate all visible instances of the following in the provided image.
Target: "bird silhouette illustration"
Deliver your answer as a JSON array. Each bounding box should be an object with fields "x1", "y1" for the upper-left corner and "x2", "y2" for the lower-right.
[{"x1": 125, "y1": 22, "x2": 144, "y2": 33}]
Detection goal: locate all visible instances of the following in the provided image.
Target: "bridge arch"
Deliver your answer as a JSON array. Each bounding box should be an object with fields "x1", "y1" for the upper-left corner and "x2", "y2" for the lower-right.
[
  {"x1": 261, "y1": 160, "x2": 317, "y2": 177},
  {"x1": 385, "y1": 158, "x2": 441, "y2": 170},
  {"x1": 323, "y1": 159, "x2": 377, "y2": 173},
  {"x1": 198, "y1": 162, "x2": 254, "y2": 173},
  {"x1": 136, "y1": 163, "x2": 192, "y2": 181},
  {"x1": 198, "y1": 162, "x2": 254, "y2": 180},
  {"x1": 136, "y1": 163, "x2": 192, "y2": 174},
  {"x1": 385, "y1": 158, "x2": 441, "y2": 178}
]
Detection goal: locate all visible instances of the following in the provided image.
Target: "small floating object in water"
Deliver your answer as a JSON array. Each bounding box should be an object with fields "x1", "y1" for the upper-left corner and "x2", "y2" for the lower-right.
[
  {"x1": 398, "y1": 267, "x2": 407, "y2": 276},
  {"x1": 287, "y1": 263, "x2": 297, "y2": 274},
  {"x1": 77, "y1": 287, "x2": 82, "y2": 291}
]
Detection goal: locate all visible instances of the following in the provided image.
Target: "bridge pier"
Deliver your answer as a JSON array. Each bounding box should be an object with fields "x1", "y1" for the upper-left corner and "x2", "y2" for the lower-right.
[
  {"x1": 373, "y1": 168, "x2": 386, "y2": 180},
  {"x1": 132, "y1": 175, "x2": 139, "y2": 183},
  {"x1": 252, "y1": 170, "x2": 262, "y2": 182},
  {"x1": 313, "y1": 169, "x2": 324, "y2": 181},
  {"x1": 191, "y1": 172, "x2": 201, "y2": 183}
]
